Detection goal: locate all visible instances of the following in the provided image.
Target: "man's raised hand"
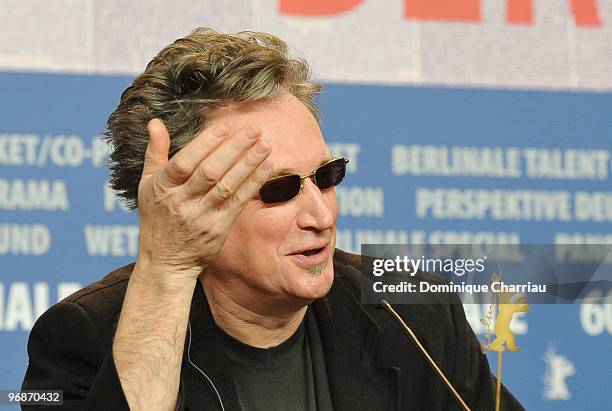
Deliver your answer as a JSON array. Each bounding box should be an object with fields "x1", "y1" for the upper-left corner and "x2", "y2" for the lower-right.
[{"x1": 135, "y1": 118, "x2": 273, "y2": 280}]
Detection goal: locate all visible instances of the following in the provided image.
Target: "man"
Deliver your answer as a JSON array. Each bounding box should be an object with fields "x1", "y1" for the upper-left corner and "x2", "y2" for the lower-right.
[{"x1": 22, "y1": 27, "x2": 523, "y2": 410}]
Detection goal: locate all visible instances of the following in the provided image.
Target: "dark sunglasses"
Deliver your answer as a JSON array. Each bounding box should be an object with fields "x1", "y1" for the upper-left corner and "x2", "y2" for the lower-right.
[{"x1": 258, "y1": 157, "x2": 349, "y2": 204}]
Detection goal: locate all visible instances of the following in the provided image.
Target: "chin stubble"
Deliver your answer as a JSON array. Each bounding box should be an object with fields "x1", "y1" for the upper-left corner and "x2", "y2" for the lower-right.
[{"x1": 309, "y1": 261, "x2": 327, "y2": 276}]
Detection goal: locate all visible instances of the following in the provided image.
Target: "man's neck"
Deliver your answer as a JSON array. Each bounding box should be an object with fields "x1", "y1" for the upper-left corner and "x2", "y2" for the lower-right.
[{"x1": 200, "y1": 275, "x2": 308, "y2": 348}]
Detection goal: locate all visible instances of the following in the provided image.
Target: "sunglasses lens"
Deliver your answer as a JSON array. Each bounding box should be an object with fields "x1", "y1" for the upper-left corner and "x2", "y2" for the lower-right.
[
  {"x1": 315, "y1": 158, "x2": 346, "y2": 189},
  {"x1": 259, "y1": 174, "x2": 301, "y2": 203},
  {"x1": 258, "y1": 158, "x2": 348, "y2": 204}
]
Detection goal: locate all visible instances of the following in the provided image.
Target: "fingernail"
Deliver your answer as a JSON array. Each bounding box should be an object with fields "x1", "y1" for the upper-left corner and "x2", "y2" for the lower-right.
[
  {"x1": 245, "y1": 128, "x2": 259, "y2": 140},
  {"x1": 213, "y1": 125, "x2": 227, "y2": 139},
  {"x1": 256, "y1": 142, "x2": 271, "y2": 155}
]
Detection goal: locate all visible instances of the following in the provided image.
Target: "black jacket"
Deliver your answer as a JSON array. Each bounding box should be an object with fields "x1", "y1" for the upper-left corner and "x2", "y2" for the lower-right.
[{"x1": 22, "y1": 249, "x2": 523, "y2": 410}]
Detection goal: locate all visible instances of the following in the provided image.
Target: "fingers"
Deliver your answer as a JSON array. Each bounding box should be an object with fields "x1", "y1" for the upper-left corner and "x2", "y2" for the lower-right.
[
  {"x1": 161, "y1": 124, "x2": 228, "y2": 187},
  {"x1": 202, "y1": 139, "x2": 272, "y2": 207},
  {"x1": 181, "y1": 127, "x2": 262, "y2": 197},
  {"x1": 195, "y1": 156, "x2": 273, "y2": 231},
  {"x1": 143, "y1": 120, "x2": 273, "y2": 219},
  {"x1": 142, "y1": 119, "x2": 170, "y2": 179},
  {"x1": 222, "y1": 156, "x2": 274, "y2": 219}
]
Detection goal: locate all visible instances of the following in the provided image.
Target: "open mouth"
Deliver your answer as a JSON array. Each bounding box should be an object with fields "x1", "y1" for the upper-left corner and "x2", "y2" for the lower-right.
[
  {"x1": 301, "y1": 247, "x2": 323, "y2": 256},
  {"x1": 289, "y1": 245, "x2": 329, "y2": 266}
]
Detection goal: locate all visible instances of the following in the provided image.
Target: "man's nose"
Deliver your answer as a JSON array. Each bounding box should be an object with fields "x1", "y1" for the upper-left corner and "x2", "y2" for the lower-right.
[{"x1": 296, "y1": 178, "x2": 336, "y2": 231}]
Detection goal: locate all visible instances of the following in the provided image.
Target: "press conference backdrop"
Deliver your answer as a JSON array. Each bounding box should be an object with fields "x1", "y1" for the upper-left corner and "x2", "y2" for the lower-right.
[{"x1": 1, "y1": 1, "x2": 611, "y2": 409}]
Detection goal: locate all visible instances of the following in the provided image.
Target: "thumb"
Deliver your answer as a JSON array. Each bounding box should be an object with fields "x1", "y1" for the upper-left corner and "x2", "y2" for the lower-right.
[{"x1": 142, "y1": 118, "x2": 170, "y2": 178}]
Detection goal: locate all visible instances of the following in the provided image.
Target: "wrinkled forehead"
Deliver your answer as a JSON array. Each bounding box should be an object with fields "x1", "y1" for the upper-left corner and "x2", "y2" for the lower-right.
[{"x1": 207, "y1": 94, "x2": 330, "y2": 173}]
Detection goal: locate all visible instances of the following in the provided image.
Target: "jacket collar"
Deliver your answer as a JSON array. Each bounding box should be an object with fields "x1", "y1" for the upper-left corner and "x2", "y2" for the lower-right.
[
  {"x1": 181, "y1": 251, "x2": 400, "y2": 410},
  {"x1": 313, "y1": 252, "x2": 401, "y2": 410}
]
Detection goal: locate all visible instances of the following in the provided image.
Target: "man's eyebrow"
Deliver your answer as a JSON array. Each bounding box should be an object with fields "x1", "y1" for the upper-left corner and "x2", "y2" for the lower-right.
[{"x1": 268, "y1": 156, "x2": 334, "y2": 179}]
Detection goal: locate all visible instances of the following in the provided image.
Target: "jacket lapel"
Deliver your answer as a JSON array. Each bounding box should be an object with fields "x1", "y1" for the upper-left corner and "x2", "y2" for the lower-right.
[{"x1": 313, "y1": 259, "x2": 401, "y2": 411}]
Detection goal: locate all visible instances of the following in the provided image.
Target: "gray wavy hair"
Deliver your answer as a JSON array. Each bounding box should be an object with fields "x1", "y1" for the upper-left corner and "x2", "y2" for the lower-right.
[{"x1": 105, "y1": 27, "x2": 321, "y2": 210}]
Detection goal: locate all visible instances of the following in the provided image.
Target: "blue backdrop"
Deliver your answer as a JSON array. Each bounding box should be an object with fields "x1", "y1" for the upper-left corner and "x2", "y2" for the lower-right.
[{"x1": 1, "y1": 72, "x2": 611, "y2": 409}]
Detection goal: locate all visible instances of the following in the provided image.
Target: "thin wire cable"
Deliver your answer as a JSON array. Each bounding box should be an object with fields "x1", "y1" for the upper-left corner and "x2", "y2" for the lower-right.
[
  {"x1": 187, "y1": 320, "x2": 226, "y2": 411},
  {"x1": 381, "y1": 299, "x2": 471, "y2": 411}
]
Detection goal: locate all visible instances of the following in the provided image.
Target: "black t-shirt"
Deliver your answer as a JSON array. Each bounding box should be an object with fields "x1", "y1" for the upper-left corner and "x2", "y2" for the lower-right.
[{"x1": 218, "y1": 307, "x2": 333, "y2": 411}]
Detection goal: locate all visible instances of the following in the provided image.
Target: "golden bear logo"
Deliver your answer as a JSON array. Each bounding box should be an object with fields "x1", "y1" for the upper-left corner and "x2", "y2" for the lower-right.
[
  {"x1": 487, "y1": 292, "x2": 530, "y2": 352},
  {"x1": 480, "y1": 273, "x2": 532, "y2": 411}
]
